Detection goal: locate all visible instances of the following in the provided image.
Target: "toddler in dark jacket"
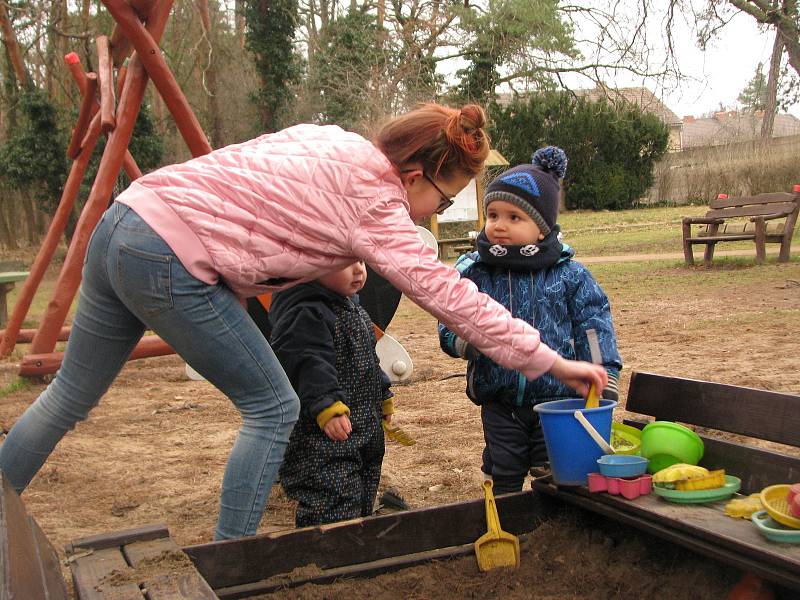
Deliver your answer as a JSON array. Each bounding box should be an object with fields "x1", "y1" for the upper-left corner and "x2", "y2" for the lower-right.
[
  {"x1": 270, "y1": 261, "x2": 394, "y2": 526},
  {"x1": 439, "y1": 147, "x2": 622, "y2": 494}
]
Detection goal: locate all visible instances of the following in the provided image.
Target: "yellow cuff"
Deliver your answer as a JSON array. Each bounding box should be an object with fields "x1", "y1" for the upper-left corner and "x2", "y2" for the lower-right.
[
  {"x1": 316, "y1": 401, "x2": 350, "y2": 429},
  {"x1": 382, "y1": 398, "x2": 395, "y2": 416}
]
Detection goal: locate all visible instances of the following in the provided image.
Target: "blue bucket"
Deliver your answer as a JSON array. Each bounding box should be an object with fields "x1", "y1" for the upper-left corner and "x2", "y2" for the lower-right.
[{"x1": 534, "y1": 398, "x2": 617, "y2": 486}]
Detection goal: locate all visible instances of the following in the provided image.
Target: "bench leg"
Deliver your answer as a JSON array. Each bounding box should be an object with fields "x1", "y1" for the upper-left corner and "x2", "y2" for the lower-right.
[
  {"x1": 754, "y1": 219, "x2": 767, "y2": 264},
  {"x1": 682, "y1": 222, "x2": 694, "y2": 265},
  {"x1": 778, "y1": 238, "x2": 791, "y2": 262},
  {"x1": 703, "y1": 243, "x2": 716, "y2": 267},
  {"x1": 0, "y1": 283, "x2": 14, "y2": 328},
  {"x1": 682, "y1": 239, "x2": 695, "y2": 265}
]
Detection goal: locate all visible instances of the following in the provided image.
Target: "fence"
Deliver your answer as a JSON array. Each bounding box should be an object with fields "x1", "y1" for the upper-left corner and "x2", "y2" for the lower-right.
[{"x1": 648, "y1": 134, "x2": 800, "y2": 205}]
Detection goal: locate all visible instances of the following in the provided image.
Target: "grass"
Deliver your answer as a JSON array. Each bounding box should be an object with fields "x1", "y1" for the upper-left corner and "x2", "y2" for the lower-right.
[
  {"x1": 0, "y1": 376, "x2": 30, "y2": 398},
  {"x1": 558, "y1": 205, "x2": 800, "y2": 257}
]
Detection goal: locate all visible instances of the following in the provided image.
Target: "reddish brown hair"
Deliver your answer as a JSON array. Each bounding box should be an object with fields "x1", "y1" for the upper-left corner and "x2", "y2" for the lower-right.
[{"x1": 374, "y1": 103, "x2": 490, "y2": 179}]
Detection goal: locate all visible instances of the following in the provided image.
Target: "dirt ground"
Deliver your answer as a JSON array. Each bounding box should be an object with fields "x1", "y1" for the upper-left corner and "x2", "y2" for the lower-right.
[{"x1": 1, "y1": 260, "x2": 799, "y2": 598}]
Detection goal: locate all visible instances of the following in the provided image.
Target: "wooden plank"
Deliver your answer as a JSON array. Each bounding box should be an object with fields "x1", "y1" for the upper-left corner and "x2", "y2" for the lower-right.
[
  {"x1": 123, "y1": 537, "x2": 217, "y2": 600},
  {"x1": 0, "y1": 474, "x2": 68, "y2": 599},
  {"x1": 706, "y1": 202, "x2": 796, "y2": 219},
  {"x1": 213, "y1": 543, "x2": 477, "y2": 599},
  {"x1": 626, "y1": 371, "x2": 800, "y2": 446},
  {"x1": 709, "y1": 192, "x2": 796, "y2": 209},
  {"x1": 29, "y1": 516, "x2": 69, "y2": 599},
  {"x1": 532, "y1": 479, "x2": 800, "y2": 592},
  {"x1": 686, "y1": 234, "x2": 755, "y2": 243},
  {"x1": 69, "y1": 547, "x2": 143, "y2": 600},
  {"x1": 0, "y1": 271, "x2": 29, "y2": 284},
  {"x1": 185, "y1": 490, "x2": 551, "y2": 590},
  {"x1": 66, "y1": 523, "x2": 169, "y2": 554},
  {"x1": 624, "y1": 419, "x2": 800, "y2": 494}
]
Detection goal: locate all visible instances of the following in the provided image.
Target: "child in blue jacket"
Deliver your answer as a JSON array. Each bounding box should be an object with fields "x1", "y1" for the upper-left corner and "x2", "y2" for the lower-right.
[{"x1": 439, "y1": 147, "x2": 622, "y2": 494}]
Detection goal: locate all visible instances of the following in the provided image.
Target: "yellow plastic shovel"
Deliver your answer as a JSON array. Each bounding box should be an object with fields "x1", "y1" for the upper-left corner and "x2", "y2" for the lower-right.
[
  {"x1": 584, "y1": 383, "x2": 600, "y2": 409},
  {"x1": 474, "y1": 481, "x2": 520, "y2": 572}
]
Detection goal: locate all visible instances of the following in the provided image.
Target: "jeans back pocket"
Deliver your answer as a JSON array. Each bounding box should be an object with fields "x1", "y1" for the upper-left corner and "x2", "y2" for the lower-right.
[{"x1": 117, "y1": 244, "x2": 174, "y2": 317}]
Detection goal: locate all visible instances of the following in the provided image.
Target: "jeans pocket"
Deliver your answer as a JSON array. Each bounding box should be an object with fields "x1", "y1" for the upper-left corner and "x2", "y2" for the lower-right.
[{"x1": 117, "y1": 244, "x2": 174, "y2": 317}]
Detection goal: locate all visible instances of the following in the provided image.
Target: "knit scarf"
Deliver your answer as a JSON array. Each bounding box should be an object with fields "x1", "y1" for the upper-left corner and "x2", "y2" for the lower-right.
[{"x1": 476, "y1": 225, "x2": 564, "y2": 272}]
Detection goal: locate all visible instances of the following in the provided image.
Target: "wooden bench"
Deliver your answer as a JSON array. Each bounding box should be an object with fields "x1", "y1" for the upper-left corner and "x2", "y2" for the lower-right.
[
  {"x1": 437, "y1": 237, "x2": 475, "y2": 259},
  {"x1": 0, "y1": 271, "x2": 28, "y2": 327},
  {"x1": 532, "y1": 371, "x2": 800, "y2": 594},
  {"x1": 682, "y1": 187, "x2": 800, "y2": 266}
]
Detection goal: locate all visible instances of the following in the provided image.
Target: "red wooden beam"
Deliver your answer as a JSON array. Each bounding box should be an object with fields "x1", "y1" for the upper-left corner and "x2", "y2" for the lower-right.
[
  {"x1": 101, "y1": 0, "x2": 212, "y2": 157},
  {"x1": 20, "y1": 336, "x2": 174, "y2": 377},
  {"x1": 96, "y1": 36, "x2": 116, "y2": 133},
  {"x1": 66, "y1": 73, "x2": 97, "y2": 160},
  {"x1": 0, "y1": 327, "x2": 70, "y2": 344}
]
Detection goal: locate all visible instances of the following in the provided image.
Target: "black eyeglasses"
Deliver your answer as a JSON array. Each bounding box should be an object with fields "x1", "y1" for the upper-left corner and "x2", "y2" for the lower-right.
[{"x1": 423, "y1": 172, "x2": 455, "y2": 215}]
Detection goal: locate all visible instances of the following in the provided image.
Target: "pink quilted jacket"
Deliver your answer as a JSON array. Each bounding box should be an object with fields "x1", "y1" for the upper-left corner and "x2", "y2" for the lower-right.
[{"x1": 118, "y1": 124, "x2": 558, "y2": 379}]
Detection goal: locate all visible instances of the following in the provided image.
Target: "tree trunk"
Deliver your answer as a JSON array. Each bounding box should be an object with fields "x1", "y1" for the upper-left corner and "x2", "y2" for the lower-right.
[
  {"x1": 761, "y1": 30, "x2": 784, "y2": 140},
  {"x1": 22, "y1": 194, "x2": 38, "y2": 245},
  {"x1": 0, "y1": 198, "x2": 19, "y2": 250},
  {"x1": 197, "y1": 0, "x2": 222, "y2": 148},
  {"x1": 235, "y1": 0, "x2": 245, "y2": 49},
  {"x1": 0, "y1": 0, "x2": 32, "y2": 88}
]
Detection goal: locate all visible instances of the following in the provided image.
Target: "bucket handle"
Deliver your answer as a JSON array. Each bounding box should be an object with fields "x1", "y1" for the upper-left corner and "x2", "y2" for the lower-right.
[{"x1": 573, "y1": 411, "x2": 615, "y2": 454}]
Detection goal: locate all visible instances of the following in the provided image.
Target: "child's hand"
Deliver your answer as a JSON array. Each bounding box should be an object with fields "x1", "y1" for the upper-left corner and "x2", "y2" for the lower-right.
[
  {"x1": 324, "y1": 414, "x2": 352, "y2": 441},
  {"x1": 382, "y1": 413, "x2": 392, "y2": 425}
]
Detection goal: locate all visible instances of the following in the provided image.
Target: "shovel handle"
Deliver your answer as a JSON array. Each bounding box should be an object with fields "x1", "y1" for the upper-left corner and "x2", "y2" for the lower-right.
[
  {"x1": 573, "y1": 410, "x2": 615, "y2": 454},
  {"x1": 483, "y1": 480, "x2": 503, "y2": 535}
]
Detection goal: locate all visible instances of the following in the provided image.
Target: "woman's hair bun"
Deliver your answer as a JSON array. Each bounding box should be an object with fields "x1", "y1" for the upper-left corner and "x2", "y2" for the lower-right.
[
  {"x1": 459, "y1": 104, "x2": 487, "y2": 131},
  {"x1": 531, "y1": 146, "x2": 568, "y2": 179}
]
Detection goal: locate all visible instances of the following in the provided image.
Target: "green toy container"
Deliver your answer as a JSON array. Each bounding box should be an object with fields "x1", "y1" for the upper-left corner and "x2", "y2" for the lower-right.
[
  {"x1": 641, "y1": 421, "x2": 704, "y2": 474},
  {"x1": 611, "y1": 422, "x2": 642, "y2": 455}
]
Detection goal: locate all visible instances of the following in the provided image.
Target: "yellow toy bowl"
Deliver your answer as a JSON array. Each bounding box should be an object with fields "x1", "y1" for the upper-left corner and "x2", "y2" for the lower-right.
[
  {"x1": 761, "y1": 484, "x2": 800, "y2": 529},
  {"x1": 611, "y1": 422, "x2": 641, "y2": 455}
]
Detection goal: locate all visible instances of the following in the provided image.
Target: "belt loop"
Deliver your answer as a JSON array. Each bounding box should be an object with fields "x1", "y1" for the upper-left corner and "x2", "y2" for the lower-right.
[{"x1": 113, "y1": 201, "x2": 127, "y2": 224}]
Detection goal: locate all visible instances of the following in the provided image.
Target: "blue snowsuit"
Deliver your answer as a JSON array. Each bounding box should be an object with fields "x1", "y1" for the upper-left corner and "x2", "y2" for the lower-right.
[{"x1": 439, "y1": 246, "x2": 622, "y2": 492}]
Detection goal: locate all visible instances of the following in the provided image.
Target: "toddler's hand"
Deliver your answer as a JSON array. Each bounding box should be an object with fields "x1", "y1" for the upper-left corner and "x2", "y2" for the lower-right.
[{"x1": 324, "y1": 414, "x2": 352, "y2": 441}]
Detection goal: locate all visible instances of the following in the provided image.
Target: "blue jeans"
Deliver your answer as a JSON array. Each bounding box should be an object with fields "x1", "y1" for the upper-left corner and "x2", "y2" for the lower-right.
[{"x1": 0, "y1": 203, "x2": 299, "y2": 539}]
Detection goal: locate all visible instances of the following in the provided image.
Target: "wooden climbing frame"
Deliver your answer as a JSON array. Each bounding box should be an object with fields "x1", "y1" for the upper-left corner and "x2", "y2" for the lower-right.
[{"x1": 0, "y1": 0, "x2": 213, "y2": 376}]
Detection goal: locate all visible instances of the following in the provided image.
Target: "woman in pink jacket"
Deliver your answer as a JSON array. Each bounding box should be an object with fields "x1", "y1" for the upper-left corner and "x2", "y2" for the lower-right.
[{"x1": 0, "y1": 103, "x2": 606, "y2": 539}]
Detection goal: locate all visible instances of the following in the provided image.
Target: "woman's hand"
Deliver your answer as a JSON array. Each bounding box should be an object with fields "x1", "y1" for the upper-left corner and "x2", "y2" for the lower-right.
[
  {"x1": 324, "y1": 415, "x2": 352, "y2": 441},
  {"x1": 548, "y1": 356, "x2": 608, "y2": 399}
]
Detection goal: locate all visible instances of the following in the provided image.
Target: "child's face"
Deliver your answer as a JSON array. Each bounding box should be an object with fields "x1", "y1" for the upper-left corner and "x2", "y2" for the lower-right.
[
  {"x1": 485, "y1": 200, "x2": 544, "y2": 245},
  {"x1": 318, "y1": 261, "x2": 367, "y2": 297}
]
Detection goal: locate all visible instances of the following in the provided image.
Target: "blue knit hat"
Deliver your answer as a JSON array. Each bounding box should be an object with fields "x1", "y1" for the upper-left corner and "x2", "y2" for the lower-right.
[{"x1": 483, "y1": 146, "x2": 568, "y2": 236}]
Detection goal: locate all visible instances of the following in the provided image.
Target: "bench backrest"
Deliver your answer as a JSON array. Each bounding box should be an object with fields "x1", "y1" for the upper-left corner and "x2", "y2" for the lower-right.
[
  {"x1": 705, "y1": 190, "x2": 800, "y2": 222},
  {"x1": 626, "y1": 371, "x2": 800, "y2": 493}
]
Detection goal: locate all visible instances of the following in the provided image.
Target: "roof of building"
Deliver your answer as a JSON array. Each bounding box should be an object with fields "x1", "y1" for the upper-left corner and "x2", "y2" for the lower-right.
[
  {"x1": 681, "y1": 111, "x2": 800, "y2": 147},
  {"x1": 572, "y1": 85, "x2": 683, "y2": 126}
]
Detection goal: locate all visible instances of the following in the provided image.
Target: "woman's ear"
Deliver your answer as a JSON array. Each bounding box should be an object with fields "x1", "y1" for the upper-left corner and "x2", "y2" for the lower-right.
[
  {"x1": 538, "y1": 232, "x2": 545, "y2": 241},
  {"x1": 399, "y1": 167, "x2": 423, "y2": 191}
]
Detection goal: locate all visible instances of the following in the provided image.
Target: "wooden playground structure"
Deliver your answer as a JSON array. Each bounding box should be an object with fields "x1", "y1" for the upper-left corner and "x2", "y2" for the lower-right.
[{"x1": 0, "y1": 0, "x2": 212, "y2": 377}]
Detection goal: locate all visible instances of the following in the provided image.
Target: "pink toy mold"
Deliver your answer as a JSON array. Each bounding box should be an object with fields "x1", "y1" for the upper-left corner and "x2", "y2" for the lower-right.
[{"x1": 588, "y1": 472, "x2": 652, "y2": 500}]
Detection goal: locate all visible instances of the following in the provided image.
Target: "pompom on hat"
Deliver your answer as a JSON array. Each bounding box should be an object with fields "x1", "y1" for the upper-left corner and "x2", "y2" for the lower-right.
[{"x1": 483, "y1": 146, "x2": 568, "y2": 236}]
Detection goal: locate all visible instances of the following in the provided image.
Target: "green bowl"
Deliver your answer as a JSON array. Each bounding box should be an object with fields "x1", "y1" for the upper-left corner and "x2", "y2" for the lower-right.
[
  {"x1": 611, "y1": 422, "x2": 641, "y2": 455},
  {"x1": 641, "y1": 421, "x2": 704, "y2": 474}
]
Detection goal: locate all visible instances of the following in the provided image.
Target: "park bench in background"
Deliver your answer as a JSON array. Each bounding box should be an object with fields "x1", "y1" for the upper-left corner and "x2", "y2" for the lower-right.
[
  {"x1": 0, "y1": 271, "x2": 28, "y2": 328},
  {"x1": 533, "y1": 370, "x2": 800, "y2": 595},
  {"x1": 682, "y1": 186, "x2": 800, "y2": 266}
]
